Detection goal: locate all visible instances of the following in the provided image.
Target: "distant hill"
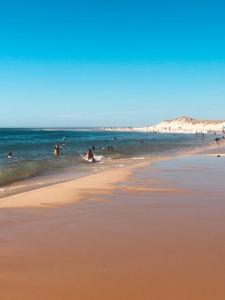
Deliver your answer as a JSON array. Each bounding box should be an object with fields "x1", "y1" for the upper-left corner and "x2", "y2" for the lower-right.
[
  {"x1": 148, "y1": 117, "x2": 225, "y2": 133},
  {"x1": 103, "y1": 117, "x2": 225, "y2": 133}
]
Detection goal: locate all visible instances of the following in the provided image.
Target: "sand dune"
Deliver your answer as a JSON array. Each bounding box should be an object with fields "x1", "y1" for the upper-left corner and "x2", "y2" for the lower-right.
[
  {"x1": 148, "y1": 116, "x2": 225, "y2": 133},
  {"x1": 104, "y1": 116, "x2": 225, "y2": 133}
]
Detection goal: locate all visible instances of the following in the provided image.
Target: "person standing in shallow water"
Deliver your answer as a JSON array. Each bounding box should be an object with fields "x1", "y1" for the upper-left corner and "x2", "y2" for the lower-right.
[
  {"x1": 54, "y1": 144, "x2": 60, "y2": 156},
  {"x1": 88, "y1": 149, "x2": 95, "y2": 162}
]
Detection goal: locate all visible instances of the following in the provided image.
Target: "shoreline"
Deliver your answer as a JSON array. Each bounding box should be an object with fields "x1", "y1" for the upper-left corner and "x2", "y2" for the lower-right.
[
  {"x1": 1, "y1": 128, "x2": 222, "y2": 199},
  {"x1": 1, "y1": 139, "x2": 225, "y2": 208},
  {"x1": 0, "y1": 158, "x2": 156, "y2": 208},
  {"x1": 0, "y1": 155, "x2": 157, "y2": 200}
]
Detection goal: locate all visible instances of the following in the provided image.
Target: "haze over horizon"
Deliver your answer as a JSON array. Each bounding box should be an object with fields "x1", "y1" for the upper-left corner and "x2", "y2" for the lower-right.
[{"x1": 0, "y1": 0, "x2": 225, "y2": 127}]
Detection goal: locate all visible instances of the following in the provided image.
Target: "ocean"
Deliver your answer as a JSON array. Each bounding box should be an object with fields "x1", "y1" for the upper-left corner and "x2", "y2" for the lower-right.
[{"x1": 0, "y1": 128, "x2": 214, "y2": 193}]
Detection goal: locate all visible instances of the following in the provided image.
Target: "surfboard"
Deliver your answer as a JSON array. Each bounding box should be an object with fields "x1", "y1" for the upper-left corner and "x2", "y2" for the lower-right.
[{"x1": 81, "y1": 155, "x2": 103, "y2": 163}]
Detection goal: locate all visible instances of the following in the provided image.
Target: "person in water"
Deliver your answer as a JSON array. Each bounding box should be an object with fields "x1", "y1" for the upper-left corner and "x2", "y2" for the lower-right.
[
  {"x1": 87, "y1": 149, "x2": 95, "y2": 162},
  {"x1": 7, "y1": 152, "x2": 13, "y2": 159},
  {"x1": 54, "y1": 144, "x2": 60, "y2": 156},
  {"x1": 215, "y1": 137, "x2": 221, "y2": 145}
]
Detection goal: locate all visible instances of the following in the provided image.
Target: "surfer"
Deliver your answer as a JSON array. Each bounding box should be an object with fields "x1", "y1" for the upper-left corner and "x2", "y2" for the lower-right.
[
  {"x1": 83, "y1": 149, "x2": 95, "y2": 162},
  {"x1": 88, "y1": 149, "x2": 95, "y2": 162}
]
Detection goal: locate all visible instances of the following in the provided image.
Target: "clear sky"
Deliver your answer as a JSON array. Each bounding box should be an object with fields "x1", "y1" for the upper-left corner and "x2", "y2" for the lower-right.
[{"x1": 0, "y1": 0, "x2": 225, "y2": 127}]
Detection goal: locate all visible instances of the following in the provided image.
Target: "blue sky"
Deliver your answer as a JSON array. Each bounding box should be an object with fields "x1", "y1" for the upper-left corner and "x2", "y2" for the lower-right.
[{"x1": 0, "y1": 0, "x2": 225, "y2": 127}]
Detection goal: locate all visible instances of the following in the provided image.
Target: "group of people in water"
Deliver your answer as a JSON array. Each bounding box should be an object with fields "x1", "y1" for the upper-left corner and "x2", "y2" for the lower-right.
[
  {"x1": 6, "y1": 133, "x2": 225, "y2": 162},
  {"x1": 91, "y1": 145, "x2": 114, "y2": 151},
  {"x1": 82, "y1": 145, "x2": 115, "y2": 162},
  {"x1": 52, "y1": 138, "x2": 115, "y2": 163}
]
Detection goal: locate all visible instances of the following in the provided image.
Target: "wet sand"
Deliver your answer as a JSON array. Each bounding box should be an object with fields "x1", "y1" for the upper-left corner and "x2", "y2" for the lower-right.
[
  {"x1": 0, "y1": 152, "x2": 225, "y2": 299},
  {"x1": 0, "y1": 159, "x2": 157, "y2": 208}
]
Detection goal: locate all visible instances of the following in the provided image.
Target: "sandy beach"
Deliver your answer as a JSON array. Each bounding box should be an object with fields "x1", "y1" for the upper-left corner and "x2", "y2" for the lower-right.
[
  {"x1": 1, "y1": 0, "x2": 225, "y2": 298},
  {"x1": 1, "y1": 145, "x2": 225, "y2": 299}
]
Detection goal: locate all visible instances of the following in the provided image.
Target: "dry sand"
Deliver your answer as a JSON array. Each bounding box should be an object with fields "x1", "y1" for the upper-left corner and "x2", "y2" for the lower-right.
[{"x1": 0, "y1": 151, "x2": 225, "y2": 300}]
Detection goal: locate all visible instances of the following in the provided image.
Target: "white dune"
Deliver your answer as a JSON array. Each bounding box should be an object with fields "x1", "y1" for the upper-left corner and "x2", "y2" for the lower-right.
[{"x1": 104, "y1": 117, "x2": 225, "y2": 134}]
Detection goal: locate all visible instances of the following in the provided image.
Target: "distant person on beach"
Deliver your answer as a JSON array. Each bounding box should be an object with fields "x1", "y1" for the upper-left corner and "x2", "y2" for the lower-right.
[
  {"x1": 7, "y1": 152, "x2": 13, "y2": 159},
  {"x1": 92, "y1": 145, "x2": 95, "y2": 151},
  {"x1": 54, "y1": 144, "x2": 60, "y2": 156}
]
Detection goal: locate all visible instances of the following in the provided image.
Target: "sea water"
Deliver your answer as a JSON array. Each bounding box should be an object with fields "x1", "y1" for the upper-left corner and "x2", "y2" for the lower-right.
[{"x1": 0, "y1": 128, "x2": 214, "y2": 190}]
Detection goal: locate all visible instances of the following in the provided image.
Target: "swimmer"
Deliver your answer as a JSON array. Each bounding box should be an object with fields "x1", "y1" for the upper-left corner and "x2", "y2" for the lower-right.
[{"x1": 7, "y1": 152, "x2": 13, "y2": 159}]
